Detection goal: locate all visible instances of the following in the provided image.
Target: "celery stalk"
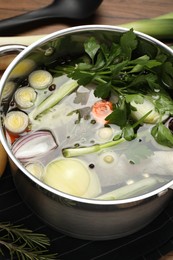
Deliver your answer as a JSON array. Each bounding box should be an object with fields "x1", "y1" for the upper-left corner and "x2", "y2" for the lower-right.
[
  {"x1": 96, "y1": 176, "x2": 164, "y2": 200},
  {"x1": 29, "y1": 79, "x2": 78, "y2": 120},
  {"x1": 62, "y1": 138, "x2": 125, "y2": 158}
]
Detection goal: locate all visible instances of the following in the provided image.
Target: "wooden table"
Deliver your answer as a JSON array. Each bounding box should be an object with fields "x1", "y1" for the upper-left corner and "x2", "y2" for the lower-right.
[
  {"x1": 0, "y1": 0, "x2": 173, "y2": 36},
  {"x1": 0, "y1": 1, "x2": 173, "y2": 259}
]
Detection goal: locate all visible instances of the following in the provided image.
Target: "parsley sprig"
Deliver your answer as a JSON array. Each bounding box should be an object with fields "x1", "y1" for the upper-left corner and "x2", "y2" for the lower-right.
[{"x1": 51, "y1": 29, "x2": 173, "y2": 150}]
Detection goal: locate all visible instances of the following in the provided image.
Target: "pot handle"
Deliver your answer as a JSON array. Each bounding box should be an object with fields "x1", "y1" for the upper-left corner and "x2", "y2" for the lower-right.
[
  {"x1": 0, "y1": 44, "x2": 26, "y2": 54},
  {"x1": 0, "y1": 44, "x2": 26, "y2": 71}
]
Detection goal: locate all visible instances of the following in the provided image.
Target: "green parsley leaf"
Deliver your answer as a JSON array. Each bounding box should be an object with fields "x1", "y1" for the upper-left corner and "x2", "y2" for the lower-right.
[
  {"x1": 109, "y1": 60, "x2": 128, "y2": 77},
  {"x1": 120, "y1": 28, "x2": 138, "y2": 60},
  {"x1": 151, "y1": 122, "x2": 173, "y2": 148},
  {"x1": 93, "y1": 52, "x2": 106, "y2": 70},
  {"x1": 154, "y1": 92, "x2": 173, "y2": 115},
  {"x1": 101, "y1": 42, "x2": 121, "y2": 66},
  {"x1": 70, "y1": 69, "x2": 95, "y2": 85},
  {"x1": 122, "y1": 124, "x2": 135, "y2": 141},
  {"x1": 161, "y1": 61, "x2": 173, "y2": 89},
  {"x1": 125, "y1": 94, "x2": 144, "y2": 104},
  {"x1": 106, "y1": 107, "x2": 127, "y2": 127},
  {"x1": 94, "y1": 82, "x2": 111, "y2": 99},
  {"x1": 106, "y1": 99, "x2": 130, "y2": 128},
  {"x1": 84, "y1": 37, "x2": 100, "y2": 63}
]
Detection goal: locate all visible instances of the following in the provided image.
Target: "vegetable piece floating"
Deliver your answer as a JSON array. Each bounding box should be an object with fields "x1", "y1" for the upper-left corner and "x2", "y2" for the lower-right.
[
  {"x1": 43, "y1": 158, "x2": 101, "y2": 198},
  {"x1": 12, "y1": 130, "x2": 58, "y2": 162},
  {"x1": 14, "y1": 87, "x2": 37, "y2": 109},
  {"x1": 130, "y1": 98, "x2": 168, "y2": 124},
  {"x1": 91, "y1": 100, "x2": 113, "y2": 124},
  {"x1": 25, "y1": 162, "x2": 44, "y2": 179},
  {"x1": 96, "y1": 127, "x2": 114, "y2": 141},
  {"x1": 10, "y1": 59, "x2": 35, "y2": 78},
  {"x1": 28, "y1": 70, "x2": 53, "y2": 90},
  {"x1": 29, "y1": 78, "x2": 78, "y2": 120},
  {"x1": 62, "y1": 137, "x2": 125, "y2": 158},
  {"x1": 96, "y1": 176, "x2": 164, "y2": 200},
  {"x1": 3, "y1": 29, "x2": 173, "y2": 201},
  {"x1": 4, "y1": 111, "x2": 29, "y2": 134},
  {"x1": 2, "y1": 81, "x2": 16, "y2": 99}
]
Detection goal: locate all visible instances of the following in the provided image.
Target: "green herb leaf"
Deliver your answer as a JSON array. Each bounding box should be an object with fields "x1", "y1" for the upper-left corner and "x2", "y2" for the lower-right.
[
  {"x1": 125, "y1": 94, "x2": 144, "y2": 104},
  {"x1": 155, "y1": 92, "x2": 173, "y2": 115},
  {"x1": 161, "y1": 61, "x2": 173, "y2": 89},
  {"x1": 93, "y1": 52, "x2": 106, "y2": 70},
  {"x1": 122, "y1": 124, "x2": 135, "y2": 141},
  {"x1": 94, "y1": 82, "x2": 112, "y2": 99},
  {"x1": 151, "y1": 122, "x2": 173, "y2": 148},
  {"x1": 106, "y1": 99, "x2": 130, "y2": 128},
  {"x1": 70, "y1": 69, "x2": 95, "y2": 85},
  {"x1": 120, "y1": 28, "x2": 138, "y2": 59},
  {"x1": 106, "y1": 108, "x2": 127, "y2": 127},
  {"x1": 101, "y1": 43, "x2": 121, "y2": 66},
  {"x1": 84, "y1": 37, "x2": 100, "y2": 63},
  {"x1": 110, "y1": 60, "x2": 128, "y2": 77}
]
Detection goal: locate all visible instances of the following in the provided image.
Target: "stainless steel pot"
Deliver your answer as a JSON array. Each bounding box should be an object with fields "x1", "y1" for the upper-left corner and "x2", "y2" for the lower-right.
[{"x1": 1, "y1": 25, "x2": 173, "y2": 240}]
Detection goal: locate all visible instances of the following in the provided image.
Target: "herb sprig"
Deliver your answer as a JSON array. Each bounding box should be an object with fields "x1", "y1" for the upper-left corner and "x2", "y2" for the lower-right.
[
  {"x1": 0, "y1": 222, "x2": 58, "y2": 260},
  {"x1": 51, "y1": 29, "x2": 173, "y2": 149}
]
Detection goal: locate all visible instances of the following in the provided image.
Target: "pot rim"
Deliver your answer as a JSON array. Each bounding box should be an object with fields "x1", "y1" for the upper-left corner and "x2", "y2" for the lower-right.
[{"x1": 1, "y1": 24, "x2": 173, "y2": 205}]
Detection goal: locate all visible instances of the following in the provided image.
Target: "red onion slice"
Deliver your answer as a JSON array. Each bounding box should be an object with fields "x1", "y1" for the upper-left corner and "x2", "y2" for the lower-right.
[{"x1": 12, "y1": 130, "x2": 58, "y2": 162}]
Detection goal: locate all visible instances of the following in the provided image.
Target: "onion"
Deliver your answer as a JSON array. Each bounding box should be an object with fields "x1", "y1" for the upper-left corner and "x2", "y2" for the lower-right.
[
  {"x1": 25, "y1": 162, "x2": 44, "y2": 179},
  {"x1": 130, "y1": 98, "x2": 168, "y2": 124},
  {"x1": 43, "y1": 158, "x2": 101, "y2": 198},
  {"x1": 12, "y1": 130, "x2": 58, "y2": 162}
]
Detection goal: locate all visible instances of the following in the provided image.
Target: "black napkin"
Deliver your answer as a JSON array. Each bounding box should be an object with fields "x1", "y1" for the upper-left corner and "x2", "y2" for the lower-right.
[{"x1": 1, "y1": 165, "x2": 173, "y2": 260}]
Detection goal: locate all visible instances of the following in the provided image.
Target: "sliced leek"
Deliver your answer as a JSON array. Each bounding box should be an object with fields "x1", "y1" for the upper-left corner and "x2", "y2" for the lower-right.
[
  {"x1": 29, "y1": 70, "x2": 53, "y2": 90},
  {"x1": 4, "y1": 111, "x2": 29, "y2": 134},
  {"x1": 14, "y1": 87, "x2": 37, "y2": 109}
]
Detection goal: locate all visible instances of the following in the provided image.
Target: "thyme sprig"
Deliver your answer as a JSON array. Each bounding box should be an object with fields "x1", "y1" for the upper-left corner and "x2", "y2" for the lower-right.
[{"x1": 0, "y1": 222, "x2": 58, "y2": 260}]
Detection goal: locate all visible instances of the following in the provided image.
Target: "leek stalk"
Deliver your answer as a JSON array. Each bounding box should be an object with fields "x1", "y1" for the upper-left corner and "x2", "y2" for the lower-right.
[{"x1": 119, "y1": 12, "x2": 173, "y2": 40}]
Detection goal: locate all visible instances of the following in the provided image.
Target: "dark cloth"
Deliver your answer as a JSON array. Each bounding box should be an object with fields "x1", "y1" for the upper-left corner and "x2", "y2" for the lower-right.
[{"x1": 1, "y1": 165, "x2": 173, "y2": 260}]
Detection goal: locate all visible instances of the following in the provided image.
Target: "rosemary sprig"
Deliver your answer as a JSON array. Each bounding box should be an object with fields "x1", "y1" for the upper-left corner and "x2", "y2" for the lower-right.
[{"x1": 0, "y1": 222, "x2": 58, "y2": 260}]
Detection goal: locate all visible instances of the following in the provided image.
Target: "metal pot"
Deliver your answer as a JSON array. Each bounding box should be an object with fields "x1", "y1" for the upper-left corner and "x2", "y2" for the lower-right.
[{"x1": 1, "y1": 25, "x2": 173, "y2": 240}]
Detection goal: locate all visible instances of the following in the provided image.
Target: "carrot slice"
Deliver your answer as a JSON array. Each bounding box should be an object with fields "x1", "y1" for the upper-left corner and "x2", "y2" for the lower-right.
[{"x1": 91, "y1": 100, "x2": 113, "y2": 124}]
